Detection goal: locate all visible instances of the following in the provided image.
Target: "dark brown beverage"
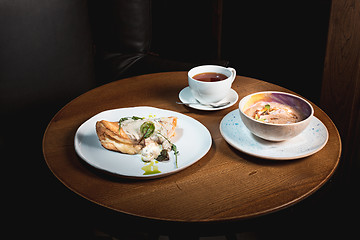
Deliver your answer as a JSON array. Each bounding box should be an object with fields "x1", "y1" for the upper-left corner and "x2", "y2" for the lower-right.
[{"x1": 193, "y1": 72, "x2": 228, "y2": 82}]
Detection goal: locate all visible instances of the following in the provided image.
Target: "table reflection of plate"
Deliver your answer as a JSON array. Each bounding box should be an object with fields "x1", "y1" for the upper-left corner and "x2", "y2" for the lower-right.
[
  {"x1": 75, "y1": 106, "x2": 212, "y2": 179},
  {"x1": 220, "y1": 109, "x2": 328, "y2": 160}
]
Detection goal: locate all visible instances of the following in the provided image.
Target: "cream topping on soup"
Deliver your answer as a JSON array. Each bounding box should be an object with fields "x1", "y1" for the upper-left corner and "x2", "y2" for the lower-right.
[{"x1": 244, "y1": 101, "x2": 303, "y2": 124}]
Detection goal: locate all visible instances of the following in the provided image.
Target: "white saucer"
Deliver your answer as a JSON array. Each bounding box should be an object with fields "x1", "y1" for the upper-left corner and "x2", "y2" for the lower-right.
[
  {"x1": 178, "y1": 87, "x2": 238, "y2": 111},
  {"x1": 220, "y1": 109, "x2": 329, "y2": 160}
]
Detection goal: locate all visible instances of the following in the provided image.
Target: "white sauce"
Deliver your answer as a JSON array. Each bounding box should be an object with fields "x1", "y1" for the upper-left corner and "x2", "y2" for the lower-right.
[
  {"x1": 141, "y1": 140, "x2": 162, "y2": 161},
  {"x1": 120, "y1": 117, "x2": 173, "y2": 161}
]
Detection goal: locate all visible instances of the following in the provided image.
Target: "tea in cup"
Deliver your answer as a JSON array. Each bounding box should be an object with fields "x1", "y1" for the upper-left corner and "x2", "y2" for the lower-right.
[{"x1": 188, "y1": 65, "x2": 236, "y2": 103}]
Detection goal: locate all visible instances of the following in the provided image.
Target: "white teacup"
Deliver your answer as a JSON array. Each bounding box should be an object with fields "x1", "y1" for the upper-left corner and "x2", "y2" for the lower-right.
[{"x1": 188, "y1": 65, "x2": 236, "y2": 103}]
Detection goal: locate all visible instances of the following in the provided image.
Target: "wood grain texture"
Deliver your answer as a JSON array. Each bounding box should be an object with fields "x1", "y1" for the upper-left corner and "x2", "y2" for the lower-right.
[
  {"x1": 321, "y1": 0, "x2": 360, "y2": 179},
  {"x1": 43, "y1": 72, "x2": 341, "y2": 222}
]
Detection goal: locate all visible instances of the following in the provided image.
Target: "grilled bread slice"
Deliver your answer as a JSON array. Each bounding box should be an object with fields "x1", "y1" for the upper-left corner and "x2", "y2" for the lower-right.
[{"x1": 96, "y1": 117, "x2": 177, "y2": 156}]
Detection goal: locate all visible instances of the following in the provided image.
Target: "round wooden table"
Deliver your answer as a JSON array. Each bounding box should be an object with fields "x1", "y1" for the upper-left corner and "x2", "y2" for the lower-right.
[{"x1": 43, "y1": 72, "x2": 341, "y2": 222}]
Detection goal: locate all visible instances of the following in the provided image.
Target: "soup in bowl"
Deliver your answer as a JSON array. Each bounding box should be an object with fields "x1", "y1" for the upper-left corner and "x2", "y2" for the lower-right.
[{"x1": 239, "y1": 91, "x2": 314, "y2": 141}]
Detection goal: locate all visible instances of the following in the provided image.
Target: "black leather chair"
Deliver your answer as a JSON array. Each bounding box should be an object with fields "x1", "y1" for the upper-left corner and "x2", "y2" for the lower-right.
[
  {"x1": 1, "y1": 1, "x2": 228, "y2": 238},
  {"x1": 89, "y1": 0, "x2": 229, "y2": 84}
]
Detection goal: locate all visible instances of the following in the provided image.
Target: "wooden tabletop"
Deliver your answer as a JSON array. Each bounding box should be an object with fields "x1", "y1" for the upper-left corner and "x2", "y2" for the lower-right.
[{"x1": 42, "y1": 72, "x2": 341, "y2": 222}]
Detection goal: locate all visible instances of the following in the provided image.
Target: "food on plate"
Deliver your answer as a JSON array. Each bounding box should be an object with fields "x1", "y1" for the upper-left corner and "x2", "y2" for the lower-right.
[
  {"x1": 244, "y1": 102, "x2": 304, "y2": 124},
  {"x1": 96, "y1": 116, "x2": 179, "y2": 165}
]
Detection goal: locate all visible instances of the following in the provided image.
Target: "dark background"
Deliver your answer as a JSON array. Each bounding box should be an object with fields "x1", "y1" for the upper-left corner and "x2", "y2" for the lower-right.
[
  {"x1": 152, "y1": 0, "x2": 330, "y2": 104},
  {"x1": 1, "y1": 0, "x2": 357, "y2": 239}
]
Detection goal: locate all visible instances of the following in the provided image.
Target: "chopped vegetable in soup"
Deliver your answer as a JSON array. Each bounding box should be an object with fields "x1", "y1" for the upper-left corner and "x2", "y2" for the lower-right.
[{"x1": 244, "y1": 102, "x2": 304, "y2": 124}]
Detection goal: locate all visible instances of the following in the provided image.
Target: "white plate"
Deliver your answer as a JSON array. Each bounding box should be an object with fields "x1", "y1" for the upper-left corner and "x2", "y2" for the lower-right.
[
  {"x1": 178, "y1": 87, "x2": 238, "y2": 111},
  {"x1": 75, "y1": 106, "x2": 212, "y2": 178},
  {"x1": 220, "y1": 109, "x2": 328, "y2": 160}
]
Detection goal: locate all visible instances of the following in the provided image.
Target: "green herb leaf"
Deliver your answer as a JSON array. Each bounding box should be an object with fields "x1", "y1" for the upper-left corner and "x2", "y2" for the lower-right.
[
  {"x1": 140, "y1": 122, "x2": 155, "y2": 139},
  {"x1": 156, "y1": 131, "x2": 179, "y2": 168},
  {"x1": 265, "y1": 104, "x2": 270, "y2": 111},
  {"x1": 132, "y1": 116, "x2": 144, "y2": 120},
  {"x1": 119, "y1": 117, "x2": 129, "y2": 125},
  {"x1": 172, "y1": 143, "x2": 179, "y2": 168},
  {"x1": 138, "y1": 121, "x2": 155, "y2": 143},
  {"x1": 171, "y1": 144, "x2": 178, "y2": 155},
  {"x1": 118, "y1": 117, "x2": 130, "y2": 132}
]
